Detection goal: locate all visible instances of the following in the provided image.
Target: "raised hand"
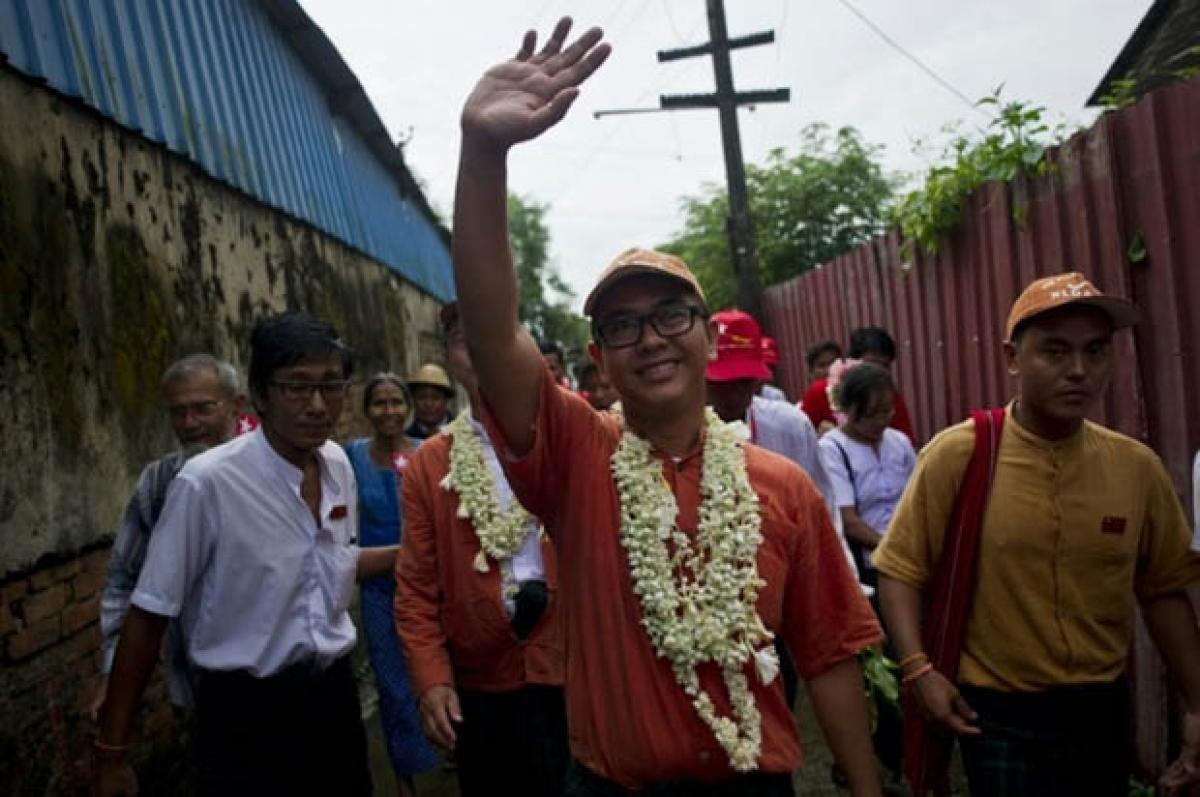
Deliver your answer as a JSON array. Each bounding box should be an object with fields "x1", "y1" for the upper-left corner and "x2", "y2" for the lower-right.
[{"x1": 460, "y1": 17, "x2": 610, "y2": 151}]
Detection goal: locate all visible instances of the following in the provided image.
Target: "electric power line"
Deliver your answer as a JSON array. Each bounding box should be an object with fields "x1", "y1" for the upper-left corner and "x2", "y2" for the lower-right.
[{"x1": 833, "y1": 0, "x2": 990, "y2": 117}]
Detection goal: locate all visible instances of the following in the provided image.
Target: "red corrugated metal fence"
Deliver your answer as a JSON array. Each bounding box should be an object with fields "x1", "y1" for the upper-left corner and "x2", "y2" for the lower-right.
[{"x1": 764, "y1": 75, "x2": 1200, "y2": 777}]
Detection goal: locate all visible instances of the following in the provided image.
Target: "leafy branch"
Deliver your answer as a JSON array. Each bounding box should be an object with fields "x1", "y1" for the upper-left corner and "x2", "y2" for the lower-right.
[{"x1": 888, "y1": 88, "x2": 1066, "y2": 261}]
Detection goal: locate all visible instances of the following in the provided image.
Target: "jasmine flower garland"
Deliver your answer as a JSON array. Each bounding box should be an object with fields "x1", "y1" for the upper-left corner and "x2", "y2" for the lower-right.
[
  {"x1": 440, "y1": 410, "x2": 532, "y2": 574},
  {"x1": 611, "y1": 408, "x2": 776, "y2": 772}
]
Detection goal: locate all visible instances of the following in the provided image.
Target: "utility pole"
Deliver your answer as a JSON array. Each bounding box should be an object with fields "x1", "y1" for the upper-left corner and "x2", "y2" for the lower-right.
[{"x1": 657, "y1": 0, "x2": 789, "y2": 320}]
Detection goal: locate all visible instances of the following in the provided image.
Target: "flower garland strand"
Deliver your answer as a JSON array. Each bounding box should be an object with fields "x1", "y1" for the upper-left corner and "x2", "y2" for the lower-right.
[
  {"x1": 439, "y1": 410, "x2": 532, "y2": 573},
  {"x1": 611, "y1": 408, "x2": 776, "y2": 772}
]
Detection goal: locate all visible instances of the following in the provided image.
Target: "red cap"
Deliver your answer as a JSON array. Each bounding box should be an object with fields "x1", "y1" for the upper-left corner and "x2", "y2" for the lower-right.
[
  {"x1": 761, "y1": 337, "x2": 779, "y2": 367},
  {"x1": 706, "y1": 310, "x2": 771, "y2": 382}
]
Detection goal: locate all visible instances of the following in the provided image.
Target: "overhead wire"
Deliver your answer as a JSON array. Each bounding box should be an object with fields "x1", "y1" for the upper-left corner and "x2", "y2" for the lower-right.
[{"x1": 833, "y1": 0, "x2": 990, "y2": 117}]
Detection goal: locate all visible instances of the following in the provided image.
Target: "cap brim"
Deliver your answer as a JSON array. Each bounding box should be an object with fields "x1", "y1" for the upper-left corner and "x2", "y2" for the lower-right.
[
  {"x1": 1011, "y1": 295, "x2": 1140, "y2": 341},
  {"x1": 1076, "y1": 296, "x2": 1140, "y2": 329},
  {"x1": 584, "y1": 266, "x2": 699, "y2": 316}
]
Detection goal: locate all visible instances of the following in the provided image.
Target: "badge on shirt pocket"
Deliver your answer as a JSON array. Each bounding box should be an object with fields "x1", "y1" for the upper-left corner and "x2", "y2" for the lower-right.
[{"x1": 1100, "y1": 516, "x2": 1127, "y2": 535}]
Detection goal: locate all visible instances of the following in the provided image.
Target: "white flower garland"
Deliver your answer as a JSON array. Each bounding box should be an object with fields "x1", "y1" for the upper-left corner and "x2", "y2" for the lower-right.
[
  {"x1": 611, "y1": 407, "x2": 776, "y2": 772},
  {"x1": 439, "y1": 410, "x2": 532, "y2": 574}
]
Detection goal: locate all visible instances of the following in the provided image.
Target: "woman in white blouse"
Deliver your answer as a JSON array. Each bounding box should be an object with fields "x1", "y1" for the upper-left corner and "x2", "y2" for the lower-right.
[{"x1": 819, "y1": 363, "x2": 916, "y2": 589}]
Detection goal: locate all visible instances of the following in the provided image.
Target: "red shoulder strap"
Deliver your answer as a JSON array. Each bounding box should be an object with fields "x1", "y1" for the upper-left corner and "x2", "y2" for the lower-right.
[{"x1": 902, "y1": 407, "x2": 1005, "y2": 797}]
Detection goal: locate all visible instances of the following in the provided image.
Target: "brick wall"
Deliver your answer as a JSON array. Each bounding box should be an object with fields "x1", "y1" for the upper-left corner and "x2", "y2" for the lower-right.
[{"x1": 0, "y1": 545, "x2": 189, "y2": 795}]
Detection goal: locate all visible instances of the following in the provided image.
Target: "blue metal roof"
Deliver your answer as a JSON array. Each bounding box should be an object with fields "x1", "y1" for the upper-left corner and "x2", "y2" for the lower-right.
[{"x1": 0, "y1": 0, "x2": 453, "y2": 300}]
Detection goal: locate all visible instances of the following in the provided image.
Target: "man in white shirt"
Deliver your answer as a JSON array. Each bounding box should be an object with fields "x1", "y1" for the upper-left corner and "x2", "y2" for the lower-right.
[
  {"x1": 95, "y1": 354, "x2": 244, "y2": 716},
  {"x1": 93, "y1": 313, "x2": 399, "y2": 797}
]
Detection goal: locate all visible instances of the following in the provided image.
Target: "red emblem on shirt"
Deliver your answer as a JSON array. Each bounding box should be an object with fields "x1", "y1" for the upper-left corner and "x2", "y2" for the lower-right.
[
  {"x1": 329, "y1": 505, "x2": 348, "y2": 520},
  {"x1": 1101, "y1": 516, "x2": 1127, "y2": 535}
]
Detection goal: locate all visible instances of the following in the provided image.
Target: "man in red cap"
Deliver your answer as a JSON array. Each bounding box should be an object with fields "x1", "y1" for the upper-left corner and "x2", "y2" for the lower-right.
[
  {"x1": 875, "y1": 272, "x2": 1200, "y2": 796},
  {"x1": 447, "y1": 18, "x2": 883, "y2": 797}
]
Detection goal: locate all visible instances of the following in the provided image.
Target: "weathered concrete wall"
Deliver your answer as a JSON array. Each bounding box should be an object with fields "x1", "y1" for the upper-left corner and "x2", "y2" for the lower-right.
[{"x1": 0, "y1": 65, "x2": 446, "y2": 577}]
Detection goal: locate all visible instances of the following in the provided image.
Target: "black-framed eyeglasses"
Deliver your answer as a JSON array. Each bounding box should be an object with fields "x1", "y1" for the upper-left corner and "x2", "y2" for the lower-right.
[
  {"x1": 270, "y1": 380, "x2": 350, "y2": 402},
  {"x1": 593, "y1": 304, "x2": 707, "y2": 349}
]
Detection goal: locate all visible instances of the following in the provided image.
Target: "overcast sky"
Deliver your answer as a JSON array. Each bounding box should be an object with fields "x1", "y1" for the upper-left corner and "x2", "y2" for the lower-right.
[{"x1": 298, "y1": 0, "x2": 1147, "y2": 310}]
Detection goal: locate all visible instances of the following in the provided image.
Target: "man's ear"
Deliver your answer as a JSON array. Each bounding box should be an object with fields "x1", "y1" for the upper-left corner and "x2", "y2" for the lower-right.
[
  {"x1": 706, "y1": 317, "x2": 718, "y2": 361},
  {"x1": 588, "y1": 341, "x2": 605, "y2": 374},
  {"x1": 1003, "y1": 341, "x2": 1020, "y2": 376}
]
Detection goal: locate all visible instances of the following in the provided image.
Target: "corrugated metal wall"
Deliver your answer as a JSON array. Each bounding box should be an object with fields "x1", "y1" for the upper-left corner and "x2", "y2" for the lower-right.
[
  {"x1": 0, "y1": 0, "x2": 452, "y2": 299},
  {"x1": 764, "y1": 75, "x2": 1200, "y2": 777}
]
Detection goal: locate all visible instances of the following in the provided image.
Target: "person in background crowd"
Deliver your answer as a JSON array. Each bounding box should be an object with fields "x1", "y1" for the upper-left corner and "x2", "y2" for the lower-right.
[
  {"x1": 819, "y1": 364, "x2": 916, "y2": 590},
  {"x1": 396, "y1": 303, "x2": 566, "y2": 797},
  {"x1": 93, "y1": 313, "x2": 399, "y2": 797},
  {"x1": 876, "y1": 273, "x2": 1200, "y2": 796},
  {"x1": 759, "y1": 336, "x2": 788, "y2": 402},
  {"x1": 576, "y1": 360, "x2": 618, "y2": 411},
  {"x1": 344, "y1": 374, "x2": 439, "y2": 797},
  {"x1": 818, "y1": 362, "x2": 915, "y2": 785},
  {"x1": 94, "y1": 354, "x2": 244, "y2": 718},
  {"x1": 806, "y1": 340, "x2": 842, "y2": 384},
  {"x1": 449, "y1": 19, "x2": 883, "y2": 796},
  {"x1": 539, "y1": 339, "x2": 571, "y2": 388},
  {"x1": 407, "y1": 363, "x2": 455, "y2": 440},
  {"x1": 705, "y1": 309, "x2": 860, "y2": 709},
  {"x1": 801, "y1": 328, "x2": 915, "y2": 442}
]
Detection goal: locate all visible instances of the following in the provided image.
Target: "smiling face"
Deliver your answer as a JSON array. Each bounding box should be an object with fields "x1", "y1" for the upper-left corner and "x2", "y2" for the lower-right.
[
  {"x1": 365, "y1": 380, "x2": 410, "y2": 440},
  {"x1": 1005, "y1": 305, "x2": 1114, "y2": 436},
  {"x1": 164, "y1": 368, "x2": 240, "y2": 454},
  {"x1": 589, "y1": 274, "x2": 714, "y2": 422}
]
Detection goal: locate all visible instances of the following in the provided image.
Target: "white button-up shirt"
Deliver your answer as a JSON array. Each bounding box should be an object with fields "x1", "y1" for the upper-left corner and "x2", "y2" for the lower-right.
[
  {"x1": 470, "y1": 417, "x2": 544, "y2": 613},
  {"x1": 819, "y1": 426, "x2": 917, "y2": 559},
  {"x1": 131, "y1": 428, "x2": 360, "y2": 677}
]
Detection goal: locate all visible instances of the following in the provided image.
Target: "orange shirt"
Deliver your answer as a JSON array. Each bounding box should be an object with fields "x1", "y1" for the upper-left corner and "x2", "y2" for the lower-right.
[
  {"x1": 394, "y1": 432, "x2": 563, "y2": 695},
  {"x1": 482, "y1": 370, "x2": 881, "y2": 788}
]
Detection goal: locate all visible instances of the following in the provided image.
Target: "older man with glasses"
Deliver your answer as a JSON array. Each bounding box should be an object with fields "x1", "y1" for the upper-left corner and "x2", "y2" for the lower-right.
[
  {"x1": 93, "y1": 354, "x2": 245, "y2": 719},
  {"x1": 93, "y1": 313, "x2": 399, "y2": 797}
]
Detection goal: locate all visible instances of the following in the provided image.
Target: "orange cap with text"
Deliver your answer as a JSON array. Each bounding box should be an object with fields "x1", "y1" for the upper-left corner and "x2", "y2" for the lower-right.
[
  {"x1": 583, "y1": 248, "x2": 705, "y2": 316},
  {"x1": 1005, "y1": 272, "x2": 1138, "y2": 341}
]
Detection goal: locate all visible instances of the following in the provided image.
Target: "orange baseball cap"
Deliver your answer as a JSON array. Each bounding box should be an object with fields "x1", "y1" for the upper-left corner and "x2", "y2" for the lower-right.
[
  {"x1": 1005, "y1": 272, "x2": 1138, "y2": 342},
  {"x1": 707, "y1": 310, "x2": 770, "y2": 382},
  {"x1": 583, "y1": 247, "x2": 706, "y2": 316}
]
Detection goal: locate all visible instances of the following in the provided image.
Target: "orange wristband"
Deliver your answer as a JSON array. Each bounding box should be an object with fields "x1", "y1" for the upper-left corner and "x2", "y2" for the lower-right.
[
  {"x1": 898, "y1": 652, "x2": 929, "y2": 670},
  {"x1": 901, "y1": 662, "x2": 934, "y2": 685}
]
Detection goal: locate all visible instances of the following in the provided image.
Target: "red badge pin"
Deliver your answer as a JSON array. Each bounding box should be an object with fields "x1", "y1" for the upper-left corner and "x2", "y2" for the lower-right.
[
  {"x1": 330, "y1": 505, "x2": 348, "y2": 520},
  {"x1": 1101, "y1": 516, "x2": 1126, "y2": 535}
]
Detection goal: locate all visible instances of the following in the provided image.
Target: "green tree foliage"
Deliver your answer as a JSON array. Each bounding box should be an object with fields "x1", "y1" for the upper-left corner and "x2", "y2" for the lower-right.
[
  {"x1": 889, "y1": 89, "x2": 1065, "y2": 259},
  {"x1": 507, "y1": 193, "x2": 590, "y2": 355},
  {"x1": 660, "y1": 124, "x2": 898, "y2": 311}
]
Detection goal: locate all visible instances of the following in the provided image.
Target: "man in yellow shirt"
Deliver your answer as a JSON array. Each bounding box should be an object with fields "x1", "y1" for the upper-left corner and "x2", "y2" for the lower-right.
[{"x1": 875, "y1": 273, "x2": 1200, "y2": 796}]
